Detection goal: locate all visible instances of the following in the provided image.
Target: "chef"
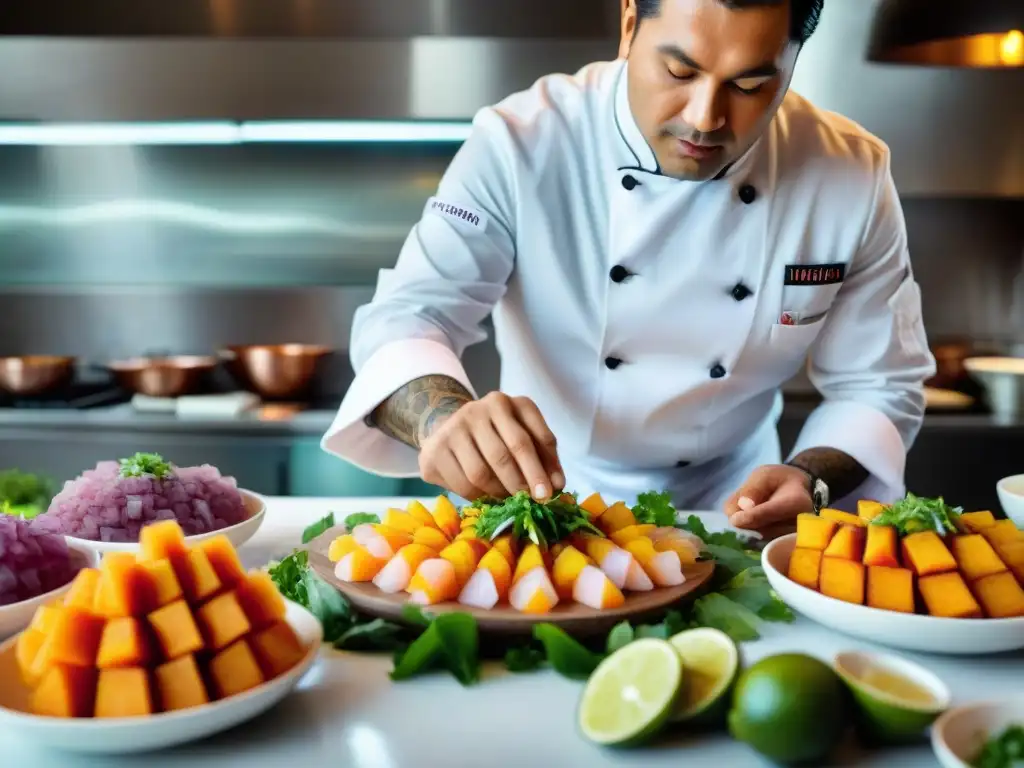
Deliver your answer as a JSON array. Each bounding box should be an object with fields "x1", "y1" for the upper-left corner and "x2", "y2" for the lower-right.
[{"x1": 322, "y1": 0, "x2": 935, "y2": 532}]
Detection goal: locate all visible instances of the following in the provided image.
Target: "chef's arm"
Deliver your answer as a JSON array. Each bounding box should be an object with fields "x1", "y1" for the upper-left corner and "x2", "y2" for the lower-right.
[
  {"x1": 790, "y1": 151, "x2": 936, "y2": 507},
  {"x1": 370, "y1": 374, "x2": 474, "y2": 450}
]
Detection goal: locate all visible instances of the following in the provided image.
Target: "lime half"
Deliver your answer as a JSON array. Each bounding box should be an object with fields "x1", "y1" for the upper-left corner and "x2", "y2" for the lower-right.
[
  {"x1": 578, "y1": 638, "x2": 683, "y2": 746},
  {"x1": 668, "y1": 627, "x2": 740, "y2": 724}
]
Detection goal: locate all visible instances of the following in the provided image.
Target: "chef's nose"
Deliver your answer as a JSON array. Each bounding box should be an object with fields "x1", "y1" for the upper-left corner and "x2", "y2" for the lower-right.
[{"x1": 681, "y1": 81, "x2": 726, "y2": 134}]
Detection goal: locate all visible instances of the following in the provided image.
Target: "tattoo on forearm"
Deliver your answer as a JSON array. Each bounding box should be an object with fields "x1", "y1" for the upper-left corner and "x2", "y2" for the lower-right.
[
  {"x1": 787, "y1": 447, "x2": 869, "y2": 501},
  {"x1": 370, "y1": 375, "x2": 473, "y2": 449}
]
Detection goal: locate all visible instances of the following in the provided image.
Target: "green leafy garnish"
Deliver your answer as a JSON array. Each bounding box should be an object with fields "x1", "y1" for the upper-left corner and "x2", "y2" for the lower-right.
[
  {"x1": 471, "y1": 491, "x2": 601, "y2": 547},
  {"x1": 334, "y1": 618, "x2": 407, "y2": 652},
  {"x1": 301, "y1": 512, "x2": 335, "y2": 544},
  {"x1": 632, "y1": 490, "x2": 678, "y2": 527},
  {"x1": 973, "y1": 724, "x2": 1024, "y2": 768},
  {"x1": 267, "y1": 550, "x2": 310, "y2": 605},
  {"x1": 504, "y1": 645, "x2": 546, "y2": 673},
  {"x1": 391, "y1": 612, "x2": 480, "y2": 686},
  {"x1": 118, "y1": 452, "x2": 174, "y2": 479},
  {"x1": 344, "y1": 512, "x2": 381, "y2": 530},
  {"x1": 871, "y1": 492, "x2": 963, "y2": 536},
  {"x1": 532, "y1": 624, "x2": 603, "y2": 679},
  {"x1": 0, "y1": 469, "x2": 54, "y2": 517}
]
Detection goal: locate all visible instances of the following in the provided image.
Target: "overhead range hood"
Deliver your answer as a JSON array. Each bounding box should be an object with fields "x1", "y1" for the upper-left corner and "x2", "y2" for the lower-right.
[{"x1": 0, "y1": 0, "x2": 620, "y2": 123}]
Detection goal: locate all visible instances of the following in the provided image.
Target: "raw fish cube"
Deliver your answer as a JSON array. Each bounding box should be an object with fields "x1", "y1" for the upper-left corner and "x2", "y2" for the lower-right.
[
  {"x1": 411, "y1": 527, "x2": 450, "y2": 552},
  {"x1": 863, "y1": 525, "x2": 900, "y2": 567},
  {"x1": 475, "y1": 548, "x2": 512, "y2": 598},
  {"x1": 512, "y1": 543, "x2": 548, "y2": 584},
  {"x1": 140, "y1": 559, "x2": 184, "y2": 608},
  {"x1": 819, "y1": 558, "x2": 865, "y2": 605},
  {"x1": 154, "y1": 654, "x2": 209, "y2": 712},
  {"x1": 918, "y1": 572, "x2": 982, "y2": 618},
  {"x1": 573, "y1": 565, "x2": 625, "y2": 610},
  {"x1": 197, "y1": 591, "x2": 252, "y2": 651},
  {"x1": 235, "y1": 571, "x2": 286, "y2": 629},
  {"x1": 950, "y1": 535, "x2": 1008, "y2": 582},
  {"x1": 551, "y1": 545, "x2": 590, "y2": 599},
  {"x1": 381, "y1": 508, "x2": 421, "y2": 534},
  {"x1": 407, "y1": 558, "x2": 458, "y2": 605},
  {"x1": 901, "y1": 532, "x2": 957, "y2": 577},
  {"x1": 508, "y1": 567, "x2": 559, "y2": 614},
  {"x1": 350, "y1": 524, "x2": 394, "y2": 560},
  {"x1": 490, "y1": 534, "x2": 520, "y2": 568},
  {"x1": 372, "y1": 544, "x2": 436, "y2": 593},
  {"x1": 95, "y1": 667, "x2": 153, "y2": 717},
  {"x1": 31, "y1": 665, "x2": 96, "y2": 718},
  {"x1": 972, "y1": 571, "x2": 1024, "y2": 618},
  {"x1": 198, "y1": 535, "x2": 247, "y2": 587},
  {"x1": 795, "y1": 513, "x2": 837, "y2": 550},
  {"x1": 334, "y1": 548, "x2": 386, "y2": 582},
  {"x1": 823, "y1": 525, "x2": 866, "y2": 561},
  {"x1": 439, "y1": 540, "x2": 482, "y2": 586},
  {"x1": 458, "y1": 569, "x2": 501, "y2": 609},
  {"x1": 787, "y1": 548, "x2": 823, "y2": 590},
  {"x1": 866, "y1": 566, "x2": 914, "y2": 613},
  {"x1": 327, "y1": 534, "x2": 359, "y2": 562},
  {"x1": 580, "y1": 537, "x2": 633, "y2": 589},
  {"x1": 209, "y1": 639, "x2": 265, "y2": 699},
  {"x1": 371, "y1": 524, "x2": 414, "y2": 553},
  {"x1": 148, "y1": 599, "x2": 204, "y2": 659},
  {"x1": 249, "y1": 622, "x2": 307, "y2": 679},
  {"x1": 96, "y1": 617, "x2": 153, "y2": 668}
]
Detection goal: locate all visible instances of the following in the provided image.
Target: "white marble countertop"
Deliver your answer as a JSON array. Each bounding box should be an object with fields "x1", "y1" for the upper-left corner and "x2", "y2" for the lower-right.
[{"x1": 6, "y1": 497, "x2": 1023, "y2": 767}]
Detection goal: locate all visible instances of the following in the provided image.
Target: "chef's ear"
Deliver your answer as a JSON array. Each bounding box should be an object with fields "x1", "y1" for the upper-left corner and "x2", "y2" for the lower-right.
[{"x1": 619, "y1": 0, "x2": 637, "y2": 59}]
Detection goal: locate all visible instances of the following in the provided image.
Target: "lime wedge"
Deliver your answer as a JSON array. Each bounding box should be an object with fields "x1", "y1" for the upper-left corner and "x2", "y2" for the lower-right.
[
  {"x1": 577, "y1": 638, "x2": 683, "y2": 746},
  {"x1": 668, "y1": 627, "x2": 740, "y2": 724}
]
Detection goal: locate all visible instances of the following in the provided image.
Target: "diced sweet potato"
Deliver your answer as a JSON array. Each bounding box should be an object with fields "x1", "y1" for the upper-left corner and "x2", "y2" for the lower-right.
[
  {"x1": 858, "y1": 500, "x2": 885, "y2": 522},
  {"x1": 154, "y1": 654, "x2": 209, "y2": 712},
  {"x1": 439, "y1": 539, "x2": 482, "y2": 587},
  {"x1": 950, "y1": 535, "x2": 1008, "y2": 582},
  {"x1": 820, "y1": 557, "x2": 865, "y2": 605},
  {"x1": 235, "y1": 571, "x2": 286, "y2": 630},
  {"x1": 381, "y1": 508, "x2": 421, "y2": 534},
  {"x1": 175, "y1": 548, "x2": 222, "y2": 604},
  {"x1": 63, "y1": 568, "x2": 101, "y2": 613},
  {"x1": 197, "y1": 591, "x2": 252, "y2": 651},
  {"x1": 328, "y1": 534, "x2": 360, "y2": 562},
  {"x1": 490, "y1": 534, "x2": 520, "y2": 568},
  {"x1": 140, "y1": 558, "x2": 183, "y2": 608},
  {"x1": 972, "y1": 571, "x2": 1024, "y2": 618},
  {"x1": 96, "y1": 617, "x2": 153, "y2": 668},
  {"x1": 406, "y1": 500, "x2": 442, "y2": 529},
  {"x1": 579, "y1": 492, "x2": 608, "y2": 519},
  {"x1": 597, "y1": 502, "x2": 636, "y2": 533},
  {"x1": 1012, "y1": 561, "x2": 1024, "y2": 586},
  {"x1": 863, "y1": 525, "x2": 900, "y2": 567},
  {"x1": 901, "y1": 531, "x2": 957, "y2": 576},
  {"x1": 148, "y1": 599, "x2": 204, "y2": 660},
  {"x1": 820, "y1": 508, "x2": 867, "y2": 528},
  {"x1": 787, "y1": 548, "x2": 823, "y2": 590},
  {"x1": 208, "y1": 639, "x2": 265, "y2": 699},
  {"x1": 29, "y1": 607, "x2": 105, "y2": 679},
  {"x1": 139, "y1": 520, "x2": 188, "y2": 564},
  {"x1": 16, "y1": 629, "x2": 46, "y2": 684},
  {"x1": 430, "y1": 495, "x2": 461, "y2": 539},
  {"x1": 822, "y1": 525, "x2": 866, "y2": 561},
  {"x1": 199, "y1": 534, "x2": 247, "y2": 587},
  {"x1": 30, "y1": 665, "x2": 96, "y2": 718},
  {"x1": 960, "y1": 510, "x2": 997, "y2": 532},
  {"x1": 982, "y1": 520, "x2": 1023, "y2": 548},
  {"x1": 29, "y1": 603, "x2": 62, "y2": 635},
  {"x1": 866, "y1": 566, "x2": 915, "y2": 613},
  {"x1": 94, "y1": 553, "x2": 154, "y2": 618},
  {"x1": 795, "y1": 513, "x2": 838, "y2": 551},
  {"x1": 998, "y1": 541, "x2": 1024, "y2": 567},
  {"x1": 94, "y1": 667, "x2": 153, "y2": 717},
  {"x1": 918, "y1": 572, "x2": 982, "y2": 618},
  {"x1": 249, "y1": 621, "x2": 307, "y2": 679}
]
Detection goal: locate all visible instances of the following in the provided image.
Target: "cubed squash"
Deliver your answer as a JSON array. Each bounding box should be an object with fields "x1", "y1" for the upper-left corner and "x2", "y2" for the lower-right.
[
  {"x1": 430, "y1": 495, "x2": 462, "y2": 539},
  {"x1": 196, "y1": 591, "x2": 252, "y2": 651},
  {"x1": 15, "y1": 629, "x2": 46, "y2": 684},
  {"x1": 139, "y1": 559, "x2": 183, "y2": 609},
  {"x1": 822, "y1": 525, "x2": 866, "y2": 561},
  {"x1": 981, "y1": 520, "x2": 1023, "y2": 548},
  {"x1": 30, "y1": 665, "x2": 96, "y2": 718},
  {"x1": 972, "y1": 571, "x2": 1024, "y2": 618},
  {"x1": 139, "y1": 520, "x2": 188, "y2": 564},
  {"x1": 148, "y1": 599, "x2": 204, "y2": 660},
  {"x1": 597, "y1": 502, "x2": 636, "y2": 533},
  {"x1": 866, "y1": 566, "x2": 915, "y2": 613},
  {"x1": 249, "y1": 621, "x2": 307, "y2": 679},
  {"x1": 95, "y1": 553, "x2": 154, "y2": 618},
  {"x1": 820, "y1": 508, "x2": 867, "y2": 528},
  {"x1": 950, "y1": 535, "x2": 1008, "y2": 582},
  {"x1": 551, "y1": 545, "x2": 592, "y2": 599},
  {"x1": 29, "y1": 607, "x2": 105, "y2": 679},
  {"x1": 208, "y1": 639, "x2": 265, "y2": 699},
  {"x1": 863, "y1": 525, "x2": 900, "y2": 567},
  {"x1": 438, "y1": 539, "x2": 483, "y2": 587},
  {"x1": 579, "y1": 492, "x2": 608, "y2": 518},
  {"x1": 63, "y1": 568, "x2": 101, "y2": 613},
  {"x1": 96, "y1": 617, "x2": 153, "y2": 668},
  {"x1": 94, "y1": 667, "x2": 153, "y2": 718},
  {"x1": 490, "y1": 534, "x2": 520, "y2": 568},
  {"x1": 998, "y1": 541, "x2": 1024, "y2": 567},
  {"x1": 154, "y1": 654, "x2": 209, "y2": 712},
  {"x1": 175, "y1": 548, "x2": 222, "y2": 604},
  {"x1": 858, "y1": 500, "x2": 886, "y2": 522},
  {"x1": 960, "y1": 510, "x2": 997, "y2": 532},
  {"x1": 795, "y1": 513, "x2": 838, "y2": 551},
  {"x1": 235, "y1": 571, "x2": 286, "y2": 630},
  {"x1": 1011, "y1": 561, "x2": 1024, "y2": 586},
  {"x1": 29, "y1": 603, "x2": 63, "y2": 635},
  {"x1": 787, "y1": 548, "x2": 823, "y2": 590},
  {"x1": 901, "y1": 531, "x2": 958, "y2": 577},
  {"x1": 918, "y1": 572, "x2": 982, "y2": 618},
  {"x1": 381, "y1": 508, "x2": 421, "y2": 534},
  {"x1": 512, "y1": 543, "x2": 548, "y2": 584},
  {"x1": 819, "y1": 557, "x2": 865, "y2": 605},
  {"x1": 609, "y1": 524, "x2": 657, "y2": 546},
  {"x1": 199, "y1": 535, "x2": 247, "y2": 587},
  {"x1": 406, "y1": 500, "x2": 442, "y2": 529}
]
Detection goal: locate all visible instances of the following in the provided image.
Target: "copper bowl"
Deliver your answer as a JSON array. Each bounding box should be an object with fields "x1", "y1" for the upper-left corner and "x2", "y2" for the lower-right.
[
  {"x1": 0, "y1": 355, "x2": 76, "y2": 396},
  {"x1": 107, "y1": 355, "x2": 217, "y2": 398},
  {"x1": 221, "y1": 344, "x2": 331, "y2": 401}
]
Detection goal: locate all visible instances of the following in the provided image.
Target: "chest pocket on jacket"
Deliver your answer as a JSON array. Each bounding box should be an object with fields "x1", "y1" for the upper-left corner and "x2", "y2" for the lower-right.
[{"x1": 768, "y1": 315, "x2": 828, "y2": 360}]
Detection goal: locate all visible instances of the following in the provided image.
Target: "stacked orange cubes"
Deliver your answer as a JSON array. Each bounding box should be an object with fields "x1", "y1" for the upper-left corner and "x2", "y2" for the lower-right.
[
  {"x1": 15, "y1": 520, "x2": 308, "y2": 718},
  {"x1": 788, "y1": 503, "x2": 1024, "y2": 619}
]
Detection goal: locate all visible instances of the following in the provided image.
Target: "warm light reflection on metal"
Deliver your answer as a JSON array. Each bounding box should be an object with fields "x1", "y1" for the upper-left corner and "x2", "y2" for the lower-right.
[
  {"x1": 878, "y1": 31, "x2": 1024, "y2": 67},
  {"x1": 1002, "y1": 30, "x2": 1024, "y2": 66}
]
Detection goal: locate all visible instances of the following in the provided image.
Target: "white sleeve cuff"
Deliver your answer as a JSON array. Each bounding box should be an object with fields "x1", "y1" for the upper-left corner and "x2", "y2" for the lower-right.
[
  {"x1": 787, "y1": 399, "x2": 907, "y2": 509},
  {"x1": 320, "y1": 338, "x2": 477, "y2": 477}
]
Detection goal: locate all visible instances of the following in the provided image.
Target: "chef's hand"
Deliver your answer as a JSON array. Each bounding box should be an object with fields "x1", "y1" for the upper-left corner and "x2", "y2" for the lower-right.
[
  {"x1": 724, "y1": 464, "x2": 813, "y2": 535},
  {"x1": 418, "y1": 392, "x2": 565, "y2": 502}
]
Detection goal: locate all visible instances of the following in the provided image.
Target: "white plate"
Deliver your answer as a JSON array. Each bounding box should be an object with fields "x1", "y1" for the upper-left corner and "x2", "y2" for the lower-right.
[
  {"x1": 0, "y1": 544, "x2": 101, "y2": 640},
  {"x1": 64, "y1": 489, "x2": 266, "y2": 556},
  {"x1": 0, "y1": 600, "x2": 323, "y2": 754},
  {"x1": 932, "y1": 698, "x2": 1024, "y2": 768},
  {"x1": 996, "y1": 474, "x2": 1024, "y2": 528},
  {"x1": 762, "y1": 534, "x2": 1024, "y2": 655}
]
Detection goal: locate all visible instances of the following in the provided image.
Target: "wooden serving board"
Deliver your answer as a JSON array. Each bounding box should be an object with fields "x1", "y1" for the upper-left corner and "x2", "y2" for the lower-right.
[{"x1": 308, "y1": 526, "x2": 716, "y2": 638}]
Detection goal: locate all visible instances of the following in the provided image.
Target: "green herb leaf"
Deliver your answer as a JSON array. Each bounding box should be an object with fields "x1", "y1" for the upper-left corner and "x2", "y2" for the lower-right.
[
  {"x1": 400, "y1": 603, "x2": 433, "y2": 627},
  {"x1": 390, "y1": 612, "x2": 480, "y2": 686},
  {"x1": 871, "y1": 492, "x2": 962, "y2": 536},
  {"x1": 301, "y1": 568, "x2": 353, "y2": 642},
  {"x1": 605, "y1": 621, "x2": 635, "y2": 654},
  {"x1": 632, "y1": 491, "x2": 678, "y2": 527},
  {"x1": 973, "y1": 723, "x2": 1024, "y2": 768},
  {"x1": 679, "y1": 514, "x2": 756, "y2": 552},
  {"x1": 334, "y1": 618, "x2": 406, "y2": 652},
  {"x1": 267, "y1": 550, "x2": 310, "y2": 605},
  {"x1": 391, "y1": 623, "x2": 445, "y2": 681},
  {"x1": 504, "y1": 645, "x2": 545, "y2": 673},
  {"x1": 533, "y1": 623, "x2": 604, "y2": 680},
  {"x1": 344, "y1": 512, "x2": 381, "y2": 530},
  {"x1": 719, "y1": 567, "x2": 795, "y2": 623},
  {"x1": 472, "y1": 491, "x2": 602, "y2": 547},
  {"x1": 118, "y1": 452, "x2": 173, "y2": 479},
  {"x1": 301, "y1": 512, "x2": 336, "y2": 544},
  {"x1": 703, "y1": 543, "x2": 761, "y2": 579},
  {"x1": 692, "y1": 593, "x2": 763, "y2": 642}
]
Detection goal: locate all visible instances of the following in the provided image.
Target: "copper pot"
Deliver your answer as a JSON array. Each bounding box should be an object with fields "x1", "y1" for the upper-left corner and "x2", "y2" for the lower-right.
[
  {"x1": 221, "y1": 344, "x2": 331, "y2": 401},
  {"x1": 108, "y1": 355, "x2": 217, "y2": 398},
  {"x1": 0, "y1": 355, "x2": 76, "y2": 396}
]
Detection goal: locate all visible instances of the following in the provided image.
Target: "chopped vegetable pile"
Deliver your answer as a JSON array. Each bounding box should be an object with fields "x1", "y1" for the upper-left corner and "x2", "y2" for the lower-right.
[
  {"x1": 973, "y1": 724, "x2": 1024, "y2": 768},
  {"x1": 118, "y1": 452, "x2": 174, "y2": 480},
  {"x1": 870, "y1": 492, "x2": 963, "y2": 536},
  {"x1": 470, "y1": 491, "x2": 602, "y2": 546}
]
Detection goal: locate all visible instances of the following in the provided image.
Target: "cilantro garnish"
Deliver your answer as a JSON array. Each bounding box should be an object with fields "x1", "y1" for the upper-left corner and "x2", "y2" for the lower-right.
[
  {"x1": 870, "y1": 492, "x2": 963, "y2": 536},
  {"x1": 471, "y1": 491, "x2": 601, "y2": 546},
  {"x1": 632, "y1": 490, "x2": 678, "y2": 527},
  {"x1": 118, "y1": 452, "x2": 173, "y2": 479}
]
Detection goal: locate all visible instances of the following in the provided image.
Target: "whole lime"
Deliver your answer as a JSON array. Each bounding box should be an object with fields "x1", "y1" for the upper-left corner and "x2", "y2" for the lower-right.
[{"x1": 727, "y1": 653, "x2": 849, "y2": 765}]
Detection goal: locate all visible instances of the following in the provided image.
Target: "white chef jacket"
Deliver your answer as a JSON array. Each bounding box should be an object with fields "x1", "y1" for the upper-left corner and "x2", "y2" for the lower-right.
[{"x1": 322, "y1": 59, "x2": 935, "y2": 512}]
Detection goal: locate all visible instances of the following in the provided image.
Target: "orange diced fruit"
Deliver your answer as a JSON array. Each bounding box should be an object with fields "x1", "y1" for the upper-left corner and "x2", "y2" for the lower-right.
[
  {"x1": 29, "y1": 603, "x2": 63, "y2": 635},
  {"x1": 950, "y1": 535, "x2": 1008, "y2": 582},
  {"x1": 235, "y1": 571, "x2": 286, "y2": 629},
  {"x1": 209, "y1": 639, "x2": 265, "y2": 699},
  {"x1": 982, "y1": 520, "x2": 1024, "y2": 548},
  {"x1": 15, "y1": 629, "x2": 46, "y2": 684},
  {"x1": 430, "y1": 496, "x2": 462, "y2": 539},
  {"x1": 372, "y1": 543, "x2": 437, "y2": 593},
  {"x1": 95, "y1": 667, "x2": 153, "y2": 717},
  {"x1": 858, "y1": 500, "x2": 886, "y2": 522},
  {"x1": 787, "y1": 548, "x2": 823, "y2": 590},
  {"x1": 573, "y1": 565, "x2": 625, "y2": 610},
  {"x1": 407, "y1": 558, "x2": 459, "y2": 605},
  {"x1": 822, "y1": 525, "x2": 866, "y2": 561},
  {"x1": 918, "y1": 572, "x2": 982, "y2": 618},
  {"x1": 250, "y1": 621, "x2": 307, "y2": 679},
  {"x1": 381, "y1": 508, "x2": 421, "y2": 534},
  {"x1": 960, "y1": 510, "x2": 997, "y2": 532},
  {"x1": 491, "y1": 534, "x2": 520, "y2": 568},
  {"x1": 175, "y1": 548, "x2": 222, "y2": 604},
  {"x1": 96, "y1": 617, "x2": 153, "y2": 668},
  {"x1": 901, "y1": 531, "x2": 958, "y2": 576},
  {"x1": 154, "y1": 654, "x2": 209, "y2": 712},
  {"x1": 972, "y1": 571, "x2": 1024, "y2": 618},
  {"x1": 795, "y1": 513, "x2": 838, "y2": 550},
  {"x1": 371, "y1": 524, "x2": 414, "y2": 553},
  {"x1": 866, "y1": 566, "x2": 915, "y2": 613},
  {"x1": 412, "y1": 526, "x2": 451, "y2": 552},
  {"x1": 508, "y1": 567, "x2": 559, "y2": 614},
  {"x1": 406, "y1": 499, "x2": 442, "y2": 529},
  {"x1": 30, "y1": 607, "x2": 105, "y2": 679},
  {"x1": 609, "y1": 524, "x2": 657, "y2": 546},
  {"x1": 333, "y1": 547, "x2": 386, "y2": 583},
  {"x1": 63, "y1": 568, "x2": 101, "y2": 612},
  {"x1": 95, "y1": 553, "x2": 154, "y2": 618},
  {"x1": 140, "y1": 559, "x2": 183, "y2": 608},
  {"x1": 439, "y1": 539, "x2": 483, "y2": 587},
  {"x1": 328, "y1": 534, "x2": 359, "y2": 562},
  {"x1": 139, "y1": 520, "x2": 188, "y2": 563},
  {"x1": 863, "y1": 525, "x2": 900, "y2": 567},
  {"x1": 552, "y1": 545, "x2": 591, "y2": 599},
  {"x1": 579, "y1": 492, "x2": 608, "y2": 519},
  {"x1": 819, "y1": 557, "x2": 865, "y2": 605},
  {"x1": 31, "y1": 665, "x2": 96, "y2": 718},
  {"x1": 513, "y1": 543, "x2": 548, "y2": 584},
  {"x1": 999, "y1": 541, "x2": 1024, "y2": 567},
  {"x1": 197, "y1": 591, "x2": 252, "y2": 651},
  {"x1": 199, "y1": 534, "x2": 248, "y2": 587},
  {"x1": 598, "y1": 502, "x2": 637, "y2": 533},
  {"x1": 476, "y1": 548, "x2": 513, "y2": 597},
  {"x1": 820, "y1": 508, "x2": 867, "y2": 528},
  {"x1": 148, "y1": 599, "x2": 204, "y2": 659}
]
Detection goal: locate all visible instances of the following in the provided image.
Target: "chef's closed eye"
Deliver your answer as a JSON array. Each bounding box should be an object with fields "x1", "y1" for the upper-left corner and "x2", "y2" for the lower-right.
[{"x1": 732, "y1": 75, "x2": 773, "y2": 95}]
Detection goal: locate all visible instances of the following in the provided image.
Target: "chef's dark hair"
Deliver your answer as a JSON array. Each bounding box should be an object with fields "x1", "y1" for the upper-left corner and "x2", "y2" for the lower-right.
[{"x1": 635, "y1": 0, "x2": 823, "y2": 44}]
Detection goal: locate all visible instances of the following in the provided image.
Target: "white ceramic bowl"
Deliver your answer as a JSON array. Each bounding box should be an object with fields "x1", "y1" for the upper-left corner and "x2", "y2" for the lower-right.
[
  {"x1": 964, "y1": 356, "x2": 1024, "y2": 418},
  {"x1": 996, "y1": 474, "x2": 1024, "y2": 528},
  {"x1": 762, "y1": 534, "x2": 1024, "y2": 655},
  {"x1": 932, "y1": 698, "x2": 1024, "y2": 768},
  {"x1": 0, "y1": 544, "x2": 101, "y2": 641},
  {"x1": 62, "y1": 489, "x2": 266, "y2": 556},
  {"x1": 0, "y1": 600, "x2": 322, "y2": 754}
]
